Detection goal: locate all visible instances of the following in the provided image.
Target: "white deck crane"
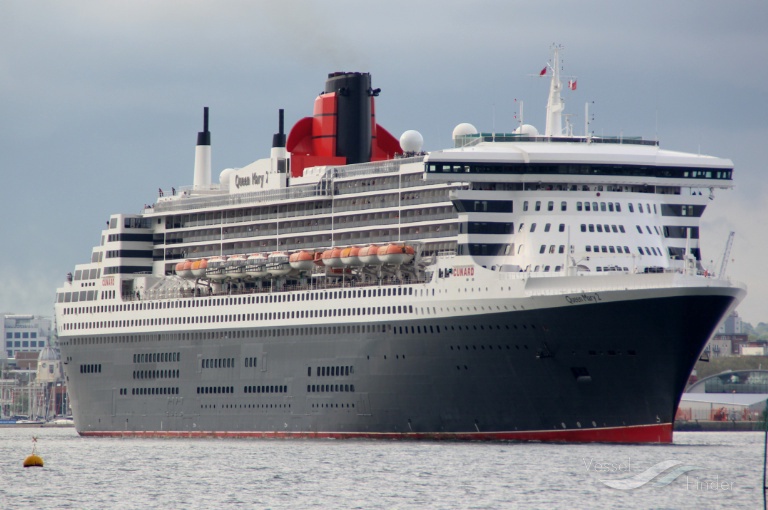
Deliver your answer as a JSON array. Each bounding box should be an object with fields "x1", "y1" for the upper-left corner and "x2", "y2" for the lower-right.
[{"x1": 718, "y1": 231, "x2": 735, "y2": 278}]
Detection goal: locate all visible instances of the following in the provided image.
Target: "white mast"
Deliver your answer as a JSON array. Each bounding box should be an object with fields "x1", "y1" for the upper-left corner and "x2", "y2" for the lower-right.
[{"x1": 545, "y1": 46, "x2": 564, "y2": 137}]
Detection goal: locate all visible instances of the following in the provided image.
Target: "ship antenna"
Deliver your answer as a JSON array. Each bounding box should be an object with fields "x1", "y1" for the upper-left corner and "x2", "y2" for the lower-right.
[{"x1": 545, "y1": 44, "x2": 565, "y2": 137}]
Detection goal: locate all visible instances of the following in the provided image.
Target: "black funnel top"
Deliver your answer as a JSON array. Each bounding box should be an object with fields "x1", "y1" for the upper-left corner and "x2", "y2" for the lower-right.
[
  {"x1": 197, "y1": 107, "x2": 210, "y2": 146},
  {"x1": 325, "y1": 72, "x2": 372, "y2": 164},
  {"x1": 272, "y1": 109, "x2": 286, "y2": 148}
]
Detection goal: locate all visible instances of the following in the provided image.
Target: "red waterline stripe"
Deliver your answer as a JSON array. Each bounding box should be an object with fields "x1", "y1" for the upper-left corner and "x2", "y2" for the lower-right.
[{"x1": 80, "y1": 423, "x2": 672, "y2": 444}]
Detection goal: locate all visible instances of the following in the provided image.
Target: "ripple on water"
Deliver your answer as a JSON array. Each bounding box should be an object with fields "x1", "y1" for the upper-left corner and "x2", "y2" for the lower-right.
[{"x1": 0, "y1": 429, "x2": 763, "y2": 509}]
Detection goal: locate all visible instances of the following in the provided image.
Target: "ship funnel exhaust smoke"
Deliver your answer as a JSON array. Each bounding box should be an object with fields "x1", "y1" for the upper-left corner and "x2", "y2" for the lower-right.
[{"x1": 193, "y1": 106, "x2": 212, "y2": 189}]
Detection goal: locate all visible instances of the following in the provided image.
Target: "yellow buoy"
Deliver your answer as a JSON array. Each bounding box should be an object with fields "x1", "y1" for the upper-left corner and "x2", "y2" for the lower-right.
[
  {"x1": 23, "y1": 436, "x2": 44, "y2": 468},
  {"x1": 23, "y1": 453, "x2": 44, "y2": 468}
]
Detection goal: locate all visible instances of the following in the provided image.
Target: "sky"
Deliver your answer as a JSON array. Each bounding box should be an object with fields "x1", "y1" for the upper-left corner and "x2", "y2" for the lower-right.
[{"x1": 1, "y1": 1, "x2": 767, "y2": 325}]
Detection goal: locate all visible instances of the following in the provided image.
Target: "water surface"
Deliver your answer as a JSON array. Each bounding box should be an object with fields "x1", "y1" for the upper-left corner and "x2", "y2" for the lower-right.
[{"x1": 1, "y1": 428, "x2": 762, "y2": 509}]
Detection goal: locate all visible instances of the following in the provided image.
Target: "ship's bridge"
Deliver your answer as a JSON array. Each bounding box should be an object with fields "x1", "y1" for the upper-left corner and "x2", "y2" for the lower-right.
[{"x1": 424, "y1": 136, "x2": 734, "y2": 189}]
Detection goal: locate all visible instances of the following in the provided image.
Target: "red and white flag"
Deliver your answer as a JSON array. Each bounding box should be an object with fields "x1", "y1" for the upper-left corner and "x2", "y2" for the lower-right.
[
  {"x1": 568, "y1": 79, "x2": 577, "y2": 90},
  {"x1": 539, "y1": 66, "x2": 547, "y2": 76}
]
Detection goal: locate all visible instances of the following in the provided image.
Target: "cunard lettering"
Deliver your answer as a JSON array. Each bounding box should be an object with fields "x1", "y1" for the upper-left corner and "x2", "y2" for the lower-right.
[
  {"x1": 102, "y1": 276, "x2": 115, "y2": 286},
  {"x1": 453, "y1": 266, "x2": 475, "y2": 277},
  {"x1": 565, "y1": 293, "x2": 602, "y2": 304}
]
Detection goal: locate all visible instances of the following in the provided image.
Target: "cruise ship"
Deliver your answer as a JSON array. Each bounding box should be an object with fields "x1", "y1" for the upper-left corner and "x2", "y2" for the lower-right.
[{"x1": 55, "y1": 50, "x2": 745, "y2": 443}]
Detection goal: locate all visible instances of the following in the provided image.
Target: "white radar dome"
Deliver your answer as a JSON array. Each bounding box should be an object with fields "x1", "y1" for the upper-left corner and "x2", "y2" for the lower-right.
[
  {"x1": 452, "y1": 123, "x2": 478, "y2": 140},
  {"x1": 399, "y1": 130, "x2": 424, "y2": 153},
  {"x1": 219, "y1": 168, "x2": 236, "y2": 189},
  {"x1": 513, "y1": 124, "x2": 539, "y2": 137}
]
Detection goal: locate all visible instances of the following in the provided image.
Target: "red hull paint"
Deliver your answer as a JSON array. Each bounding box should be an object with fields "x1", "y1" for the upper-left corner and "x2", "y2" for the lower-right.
[{"x1": 81, "y1": 423, "x2": 672, "y2": 444}]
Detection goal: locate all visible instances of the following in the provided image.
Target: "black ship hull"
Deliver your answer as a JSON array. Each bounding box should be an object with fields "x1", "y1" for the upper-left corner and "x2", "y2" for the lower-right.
[{"x1": 63, "y1": 289, "x2": 737, "y2": 443}]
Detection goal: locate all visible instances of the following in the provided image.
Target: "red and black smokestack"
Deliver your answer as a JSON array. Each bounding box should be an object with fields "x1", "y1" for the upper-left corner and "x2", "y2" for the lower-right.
[
  {"x1": 285, "y1": 72, "x2": 402, "y2": 178},
  {"x1": 325, "y1": 72, "x2": 372, "y2": 165}
]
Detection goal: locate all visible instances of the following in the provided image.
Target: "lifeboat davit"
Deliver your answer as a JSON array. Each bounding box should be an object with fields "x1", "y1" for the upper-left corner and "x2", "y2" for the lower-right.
[
  {"x1": 267, "y1": 252, "x2": 292, "y2": 276},
  {"x1": 191, "y1": 258, "x2": 208, "y2": 278},
  {"x1": 340, "y1": 246, "x2": 361, "y2": 266},
  {"x1": 289, "y1": 250, "x2": 315, "y2": 271},
  {"x1": 226, "y1": 255, "x2": 247, "y2": 280},
  {"x1": 245, "y1": 253, "x2": 268, "y2": 278},
  {"x1": 175, "y1": 260, "x2": 194, "y2": 279},
  {"x1": 206, "y1": 256, "x2": 228, "y2": 281},
  {"x1": 321, "y1": 247, "x2": 345, "y2": 268},
  {"x1": 358, "y1": 245, "x2": 381, "y2": 265},
  {"x1": 377, "y1": 244, "x2": 415, "y2": 265}
]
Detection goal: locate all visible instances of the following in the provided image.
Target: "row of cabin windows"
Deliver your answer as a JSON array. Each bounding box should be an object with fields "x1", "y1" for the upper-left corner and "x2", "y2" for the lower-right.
[
  {"x1": 583, "y1": 245, "x2": 699, "y2": 260},
  {"x1": 63, "y1": 286, "x2": 415, "y2": 315},
  {"x1": 427, "y1": 161, "x2": 731, "y2": 181},
  {"x1": 133, "y1": 369, "x2": 179, "y2": 379},
  {"x1": 134, "y1": 352, "x2": 179, "y2": 363},
  {"x1": 514, "y1": 222, "x2": 677, "y2": 236},
  {"x1": 530, "y1": 265, "x2": 565, "y2": 273},
  {"x1": 167, "y1": 205, "x2": 452, "y2": 242},
  {"x1": 245, "y1": 357, "x2": 257, "y2": 368},
  {"x1": 585, "y1": 245, "x2": 633, "y2": 255},
  {"x1": 131, "y1": 387, "x2": 178, "y2": 396},
  {"x1": 197, "y1": 386, "x2": 235, "y2": 394},
  {"x1": 526, "y1": 223, "x2": 566, "y2": 233},
  {"x1": 202, "y1": 358, "x2": 235, "y2": 369},
  {"x1": 580, "y1": 224, "x2": 627, "y2": 234},
  {"x1": 517, "y1": 200, "x2": 701, "y2": 217},
  {"x1": 79, "y1": 364, "x2": 102, "y2": 373},
  {"x1": 310, "y1": 403, "x2": 356, "y2": 409},
  {"x1": 307, "y1": 384, "x2": 355, "y2": 393},
  {"x1": 72, "y1": 268, "x2": 101, "y2": 281},
  {"x1": 62, "y1": 324, "x2": 392, "y2": 346},
  {"x1": 164, "y1": 185, "x2": 446, "y2": 231},
  {"x1": 244, "y1": 385, "x2": 287, "y2": 394},
  {"x1": 62, "y1": 305, "x2": 415, "y2": 331},
  {"x1": 105, "y1": 250, "x2": 153, "y2": 259},
  {"x1": 576, "y1": 201, "x2": 625, "y2": 213},
  {"x1": 524, "y1": 200, "x2": 568, "y2": 212},
  {"x1": 107, "y1": 233, "x2": 153, "y2": 243},
  {"x1": 523, "y1": 201, "x2": 660, "y2": 214},
  {"x1": 394, "y1": 323, "x2": 540, "y2": 335},
  {"x1": 539, "y1": 245, "x2": 567, "y2": 255},
  {"x1": 637, "y1": 225, "x2": 661, "y2": 235},
  {"x1": 310, "y1": 366, "x2": 353, "y2": 377}
]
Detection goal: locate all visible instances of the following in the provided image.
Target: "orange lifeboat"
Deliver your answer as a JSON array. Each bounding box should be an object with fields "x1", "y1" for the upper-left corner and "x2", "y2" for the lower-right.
[
  {"x1": 176, "y1": 260, "x2": 194, "y2": 278},
  {"x1": 191, "y1": 258, "x2": 208, "y2": 278},
  {"x1": 358, "y1": 245, "x2": 381, "y2": 265},
  {"x1": 321, "y1": 247, "x2": 345, "y2": 268},
  {"x1": 377, "y1": 244, "x2": 415, "y2": 265},
  {"x1": 289, "y1": 250, "x2": 315, "y2": 271},
  {"x1": 340, "y1": 246, "x2": 361, "y2": 266}
]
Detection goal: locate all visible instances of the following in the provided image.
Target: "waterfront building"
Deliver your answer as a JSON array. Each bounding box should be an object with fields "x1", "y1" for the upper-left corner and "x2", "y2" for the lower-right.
[{"x1": 2, "y1": 314, "x2": 52, "y2": 362}]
